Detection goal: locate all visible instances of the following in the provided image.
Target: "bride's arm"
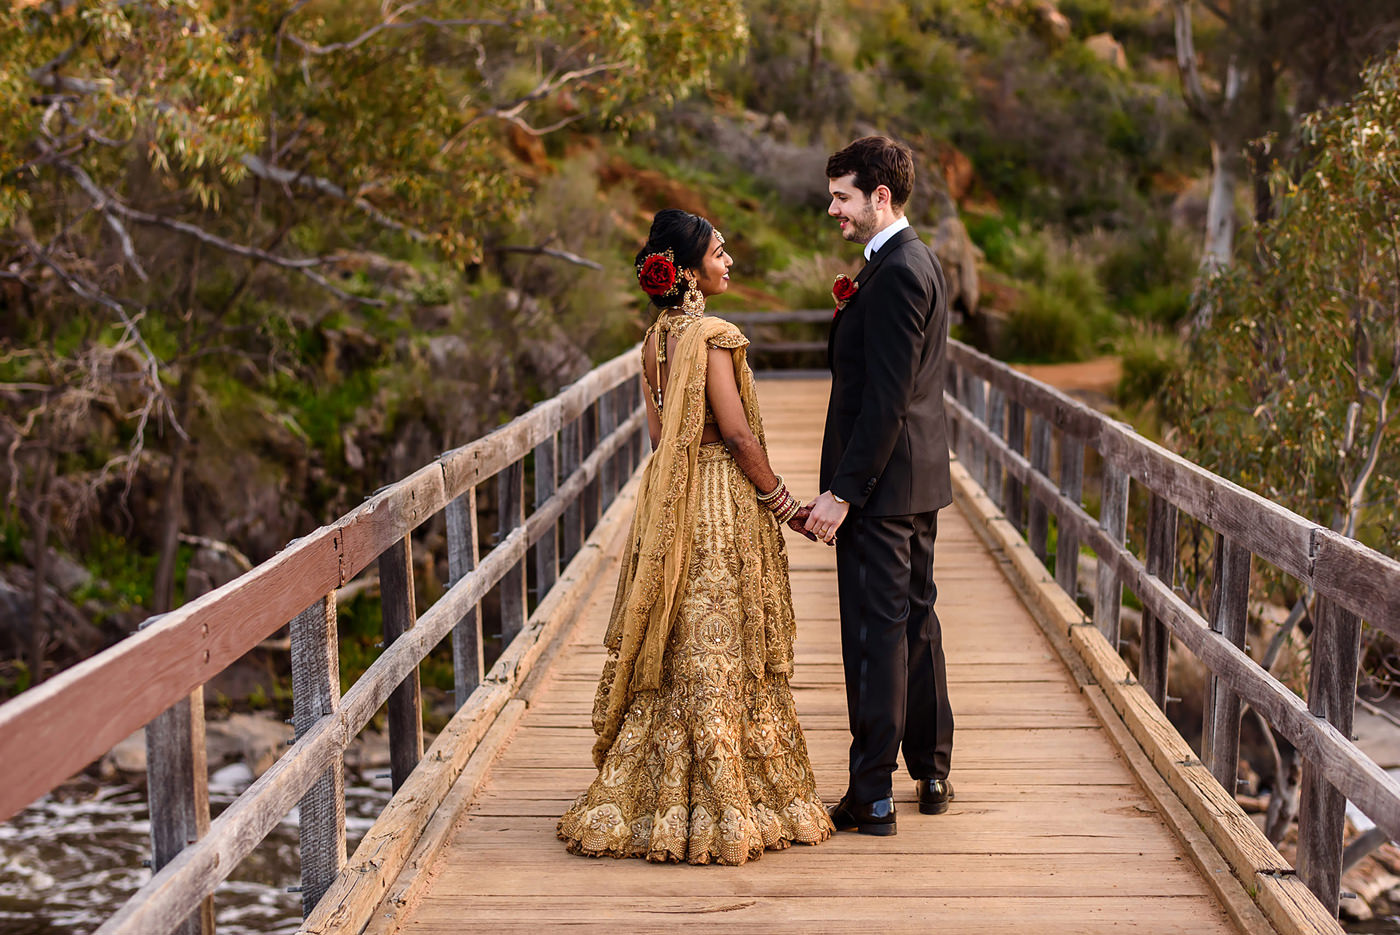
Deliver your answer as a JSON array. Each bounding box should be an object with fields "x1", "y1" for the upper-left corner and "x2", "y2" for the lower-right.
[{"x1": 705, "y1": 346, "x2": 778, "y2": 494}]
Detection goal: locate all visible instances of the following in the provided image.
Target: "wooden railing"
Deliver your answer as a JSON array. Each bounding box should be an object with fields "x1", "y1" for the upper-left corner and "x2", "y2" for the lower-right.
[
  {"x1": 944, "y1": 338, "x2": 1400, "y2": 915},
  {"x1": 0, "y1": 347, "x2": 648, "y2": 934}
]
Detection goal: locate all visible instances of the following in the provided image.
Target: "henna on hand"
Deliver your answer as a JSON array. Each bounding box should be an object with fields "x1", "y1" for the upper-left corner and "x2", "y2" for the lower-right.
[{"x1": 787, "y1": 505, "x2": 819, "y2": 541}]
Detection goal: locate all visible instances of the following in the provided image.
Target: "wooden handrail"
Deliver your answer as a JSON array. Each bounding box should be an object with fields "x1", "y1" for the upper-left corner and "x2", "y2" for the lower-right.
[
  {"x1": 0, "y1": 344, "x2": 647, "y2": 934},
  {"x1": 944, "y1": 337, "x2": 1400, "y2": 915}
]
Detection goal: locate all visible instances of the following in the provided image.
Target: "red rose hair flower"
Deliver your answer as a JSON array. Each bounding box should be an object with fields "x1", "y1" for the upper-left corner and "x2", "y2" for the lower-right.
[{"x1": 637, "y1": 251, "x2": 678, "y2": 297}]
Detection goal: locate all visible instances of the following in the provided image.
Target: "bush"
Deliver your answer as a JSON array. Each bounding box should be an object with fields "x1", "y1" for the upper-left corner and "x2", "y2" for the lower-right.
[
  {"x1": 999, "y1": 286, "x2": 1091, "y2": 362},
  {"x1": 1116, "y1": 327, "x2": 1182, "y2": 406}
]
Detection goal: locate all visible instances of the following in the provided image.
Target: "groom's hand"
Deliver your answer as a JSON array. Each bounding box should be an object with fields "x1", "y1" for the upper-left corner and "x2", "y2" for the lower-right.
[{"x1": 804, "y1": 491, "x2": 850, "y2": 545}]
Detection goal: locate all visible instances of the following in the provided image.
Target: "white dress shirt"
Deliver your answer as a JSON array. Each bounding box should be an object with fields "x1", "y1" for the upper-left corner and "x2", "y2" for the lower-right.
[{"x1": 864, "y1": 215, "x2": 911, "y2": 261}]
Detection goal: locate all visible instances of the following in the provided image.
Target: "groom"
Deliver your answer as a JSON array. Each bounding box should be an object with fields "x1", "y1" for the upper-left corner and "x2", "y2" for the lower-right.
[{"x1": 803, "y1": 136, "x2": 954, "y2": 836}]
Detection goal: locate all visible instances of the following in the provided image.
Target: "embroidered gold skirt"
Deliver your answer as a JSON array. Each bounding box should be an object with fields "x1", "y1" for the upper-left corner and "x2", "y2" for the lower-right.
[{"x1": 558, "y1": 444, "x2": 833, "y2": 865}]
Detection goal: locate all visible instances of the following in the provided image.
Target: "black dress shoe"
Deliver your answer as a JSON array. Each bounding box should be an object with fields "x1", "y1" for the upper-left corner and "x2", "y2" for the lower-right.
[
  {"x1": 915, "y1": 778, "x2": 955, "y2": 815},
  {"x1": 828, "y1": 795, "x2": 897, "y2": 836}
]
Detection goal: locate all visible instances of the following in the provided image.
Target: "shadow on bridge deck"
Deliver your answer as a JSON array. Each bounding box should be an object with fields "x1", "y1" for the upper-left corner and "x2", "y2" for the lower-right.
[{"x1": 369, "y1": 378, "x2": 1251, "y2": 935}]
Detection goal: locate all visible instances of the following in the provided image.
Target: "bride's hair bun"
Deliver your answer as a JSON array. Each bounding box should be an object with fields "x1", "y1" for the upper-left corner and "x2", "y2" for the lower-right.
[{"x1": 634, "y1": 209, "x2": 714, "y2": 308}]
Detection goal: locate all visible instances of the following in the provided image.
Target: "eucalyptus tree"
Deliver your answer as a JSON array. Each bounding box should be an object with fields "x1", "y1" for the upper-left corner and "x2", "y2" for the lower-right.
[
  {"x1": 0, "y1": 0, "x2": 744, "y2": 680},
  {"x1": 1170, "y1": 0, "x2": 1399, "y2": 313}
]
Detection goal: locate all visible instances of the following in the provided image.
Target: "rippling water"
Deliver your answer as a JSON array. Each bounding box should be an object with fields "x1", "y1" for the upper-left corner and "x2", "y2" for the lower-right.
[{"x1": 0, "y1": 779, "x2": 391, "y2": 934}]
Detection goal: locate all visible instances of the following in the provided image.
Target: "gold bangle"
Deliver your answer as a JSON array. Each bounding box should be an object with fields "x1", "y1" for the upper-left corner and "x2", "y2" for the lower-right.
[
  {"x1": 775, "y1": 499, "x2": 801, "y2": 523},
  {"x1": 757, "y1": 475, "x2": 785, "y2": 502}
]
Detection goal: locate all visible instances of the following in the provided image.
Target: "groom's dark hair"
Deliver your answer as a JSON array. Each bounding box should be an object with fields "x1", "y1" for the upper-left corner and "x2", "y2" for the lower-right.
[{"x1": 826, "y1": 136, "x2": 914, "y2": 211}]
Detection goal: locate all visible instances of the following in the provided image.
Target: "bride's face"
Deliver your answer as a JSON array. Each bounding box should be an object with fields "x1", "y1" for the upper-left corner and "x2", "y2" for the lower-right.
[{"x1": 691, "y1": 232, "x2": 733, "y2": 297}]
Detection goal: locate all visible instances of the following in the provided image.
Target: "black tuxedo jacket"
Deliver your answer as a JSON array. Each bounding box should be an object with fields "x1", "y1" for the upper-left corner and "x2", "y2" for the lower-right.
[{"x1": 820, "y1": 226, "x2": 953, "y2": 517}]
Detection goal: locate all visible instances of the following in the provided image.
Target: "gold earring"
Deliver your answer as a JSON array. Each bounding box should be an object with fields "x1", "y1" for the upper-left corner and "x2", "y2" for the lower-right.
[{"x1": 679, "y1": 274, "x2": 705, "y2": 316}]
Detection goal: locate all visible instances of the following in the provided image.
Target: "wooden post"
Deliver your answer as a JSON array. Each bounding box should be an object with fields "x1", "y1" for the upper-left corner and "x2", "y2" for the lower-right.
[
  {"x1": 968, "y1": 376, "x2": 987, "y2": 491},
  {"x1": 534, "y1": 435, "x2": 558, "y2": 600},
  {"x1": 379, "y1": 534, "x2": 422, "y2": 791},
  {"x1": 1297, "y1": 596, "x2": 1364, "y2": 916},
  {"x1": 1138, "y1": 492, "x2": 1178, "y2": 709},
  {"x1": 497, "y1": 460, "x2": 527, "y2": 643},
  {"x1": 445, "y1": 488, "x2": 483, "y2": 709},
  {"x1": 1094, "y1": 461, "x2": 1129, "y2": 647},
  {"x1": 1028, "y1": 415, "x2": 1052, "y2": 562},
  {"x1": 1201, "y1": 534, "x2": 1251, "y2": 793},
  {"x1": 1005, "y1": 400, "x2": 1026, "y2": 535},
  {"x1": 290, "y1": 593, "x2": 345, "y2": 916},
  {"x1": 986, "y1": 386, "x2": 1005, "y2": 509},
  {"x1": 630, "y1": 375, "x2": 647, "y2": 465},
  {"x1": 598, "y1": 389, "x2": 617, "y2": 512},
  {"x1": 560, "y1": 418, "x2": 583, "y2": 565},
  {"x1": 144, "y1": 690, "x2": 214, "y2": 935},
  {"x1": 1055, "y1": 436, "x2": 1085, "y2": 598},
  {"x1": 581, "y1": 402, "x2": 600, "y2": 538}
]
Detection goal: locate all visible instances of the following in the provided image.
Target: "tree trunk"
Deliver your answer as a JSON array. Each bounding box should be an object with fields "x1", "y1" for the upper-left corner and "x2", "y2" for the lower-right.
[
  {"x1": 26, "y1": 451, "x2": 53, "y2": 686},
  {"x1": 1201, "y1": 136, "x2": 1239, "y2": 274},
  {"x1": 152, "y1": 412, "x2": 188, "y2": 616}
]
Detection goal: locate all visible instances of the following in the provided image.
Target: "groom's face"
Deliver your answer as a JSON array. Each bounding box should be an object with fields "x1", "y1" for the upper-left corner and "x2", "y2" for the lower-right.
[{"x1": 827, "y1": 174, "x2": 879, "y2": 245}]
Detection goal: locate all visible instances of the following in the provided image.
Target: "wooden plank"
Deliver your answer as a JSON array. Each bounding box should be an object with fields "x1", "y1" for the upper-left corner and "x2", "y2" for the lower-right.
[
  {"x1": 1202, "y1": 535, "x2": 1251, "y2": 795},
  {"x1": 360, "y1": 700, "x2": 528, "y2": 935},
  {"x1": 303, "y1": 469, "x2": 640, "y2": 935},
  {"x1": 986, "y1": 385, "x2": 1005, "y2": 509},
  {"x1": 1138, "y1": 492, "x2": 1177, "y2": 709},
  {"x1": 1004, "y1": 398, "x2": 1026, "y2": 534},
  {"x1": 143, "y1": 690, "x2": 214, "y2": 935},
  {"x1": 0, "y1": 520, "x2": 340, "y2": 824},
  {"x1": 580, "y1": 402, "x2": 599, "y2": 537},
  {"x1": 945, "y1": 405, "x2": 1400, "y2": 843},
  {"x1": 968, "y1": 374, "x2": 987, "y2": 489},
  {"x1": 290, "y1": 593, "x2": 346, "y2": 916},
  {"x1": 380, "y1": 534, "x2": 423, "y2": 792},
  {"x1": 723, "y1": 309, "x2": 834, "y2": 325},
  {"x1": 497, "y1": 461, "x2": 527, "y2": 644},
  {"x1": 1310, "y1": 527, "x2": 1400, "y2": 639},
  {"x1": 1055, "y1": 434, "x2": 1084, "y2": 598},
  {"x1": 445, "y1": 488, "x2": 483, "y2": 709},
  {"x1": 949, "y1": 340, "x2": 1400, "y2": 637},
  {"x1": 405, "y1": 895, "x2": 1236, "y2": 932},
  {"x1": 598, "y1": 388, "x2": 616, "y2": 511},
  {"x1": 435, "y1": 347, "x2": 637, "y2": 500},
  {"x1": 1028, "y1": 414, "x2": 1052, "y2": 561},
  {"x1": 559, "y1": 419, "x2": 583, "y2": 566},
  {"x1": 1094, "y1": 460, "x2": 1129, "y2": 647},
  {"x1": 1297, "y1": 596, "x2": 1364, "y2": 915},
  {"x1": 533, "y1": 436, "x2": 559, "y2": 602},
  {"x1": 949, "y1": 454, "x2": 1343, "y2": 935}
]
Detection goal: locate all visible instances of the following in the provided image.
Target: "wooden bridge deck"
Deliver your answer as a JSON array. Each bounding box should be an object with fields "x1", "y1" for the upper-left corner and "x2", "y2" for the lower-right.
[{"x1": 371, "y1": 377, "x2": 1249, "y2": 934}]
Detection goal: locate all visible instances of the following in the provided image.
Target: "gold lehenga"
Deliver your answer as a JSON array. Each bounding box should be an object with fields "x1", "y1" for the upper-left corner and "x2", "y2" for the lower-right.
[{"x1": 557, "y1": 316, "x2": 833, "y2": 865}]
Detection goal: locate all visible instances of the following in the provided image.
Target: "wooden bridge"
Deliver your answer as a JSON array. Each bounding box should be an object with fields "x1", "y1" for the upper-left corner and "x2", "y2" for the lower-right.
[{"x1": 4, "y1": 314, "x2": 1400, "y2": 934}]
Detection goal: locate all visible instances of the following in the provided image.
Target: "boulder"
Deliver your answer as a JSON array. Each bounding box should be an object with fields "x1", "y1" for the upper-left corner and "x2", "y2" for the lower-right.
[
  {"x1": 1084, "y1": 33, "x2": 1128, "y2": 70},
  {"x1": 205, "y1": 712, "x2": 292, "y2": 777}
]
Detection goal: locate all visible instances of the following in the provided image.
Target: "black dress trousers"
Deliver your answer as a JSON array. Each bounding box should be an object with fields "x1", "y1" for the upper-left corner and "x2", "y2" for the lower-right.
[{"x1": 835, "y1": 507, "x2": 953, "y2": 805}]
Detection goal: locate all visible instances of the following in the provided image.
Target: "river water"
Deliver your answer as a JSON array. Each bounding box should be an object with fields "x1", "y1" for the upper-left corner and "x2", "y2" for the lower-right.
[{"x1": 0, "y1": 778, "x2": 390, "y2": 934}]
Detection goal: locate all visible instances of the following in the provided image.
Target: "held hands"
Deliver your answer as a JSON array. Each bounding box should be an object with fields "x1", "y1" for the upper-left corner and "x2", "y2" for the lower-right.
[
  {"x1": 803, "y1": 491, "x2": 850, "y2": 546},
  {"x1": 787, "y1": 505, "x2": 820, "y2": 542}
]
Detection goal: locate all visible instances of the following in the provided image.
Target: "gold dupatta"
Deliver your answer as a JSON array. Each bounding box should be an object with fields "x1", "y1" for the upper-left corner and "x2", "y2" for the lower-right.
[{"x1": 589, "y1": 316, "x2": 796, "y2": 767}]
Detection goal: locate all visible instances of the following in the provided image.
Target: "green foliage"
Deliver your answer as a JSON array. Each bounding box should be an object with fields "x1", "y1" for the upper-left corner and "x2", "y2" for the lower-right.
[
  {"x1": 1116, "y1": 327, "x2": 1183, "y2": 407},
  {"x1": 1172, "y1": 49, "x2": 1400, "y2": 552}
]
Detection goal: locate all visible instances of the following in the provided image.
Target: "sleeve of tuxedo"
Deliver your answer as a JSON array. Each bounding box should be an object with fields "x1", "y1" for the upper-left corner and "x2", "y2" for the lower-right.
[{"x1": 829, "y1": 263, "x2": 928, "y2": 507}]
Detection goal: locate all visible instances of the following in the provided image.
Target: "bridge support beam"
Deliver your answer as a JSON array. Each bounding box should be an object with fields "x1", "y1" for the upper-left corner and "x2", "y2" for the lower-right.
[
  {"x1": 144, "y1": 689, "x2": 214, "y2": 935},
  {"x1": 1297, "y1": 596, "x2": 1364, "y2": 916},
  {"x1": 291, "y1": 593, "x2": 346, "y2": 916}
]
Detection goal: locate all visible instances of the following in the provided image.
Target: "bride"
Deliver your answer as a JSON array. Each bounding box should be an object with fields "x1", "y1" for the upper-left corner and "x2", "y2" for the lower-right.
[{"x1": 557, "y1": 209, "x2": 834, "y2": 865}]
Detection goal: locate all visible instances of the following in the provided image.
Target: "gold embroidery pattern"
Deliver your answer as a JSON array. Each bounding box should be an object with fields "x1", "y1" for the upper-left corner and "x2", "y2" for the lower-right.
[{"x1": 559, "y1": 445, "x2": 833, "y2": 864}]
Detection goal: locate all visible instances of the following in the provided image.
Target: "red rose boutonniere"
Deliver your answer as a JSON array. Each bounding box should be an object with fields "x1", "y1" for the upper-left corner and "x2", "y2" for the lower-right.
[{"x1": 832, "y1": 274, "x2": 859, "y2": 317}]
